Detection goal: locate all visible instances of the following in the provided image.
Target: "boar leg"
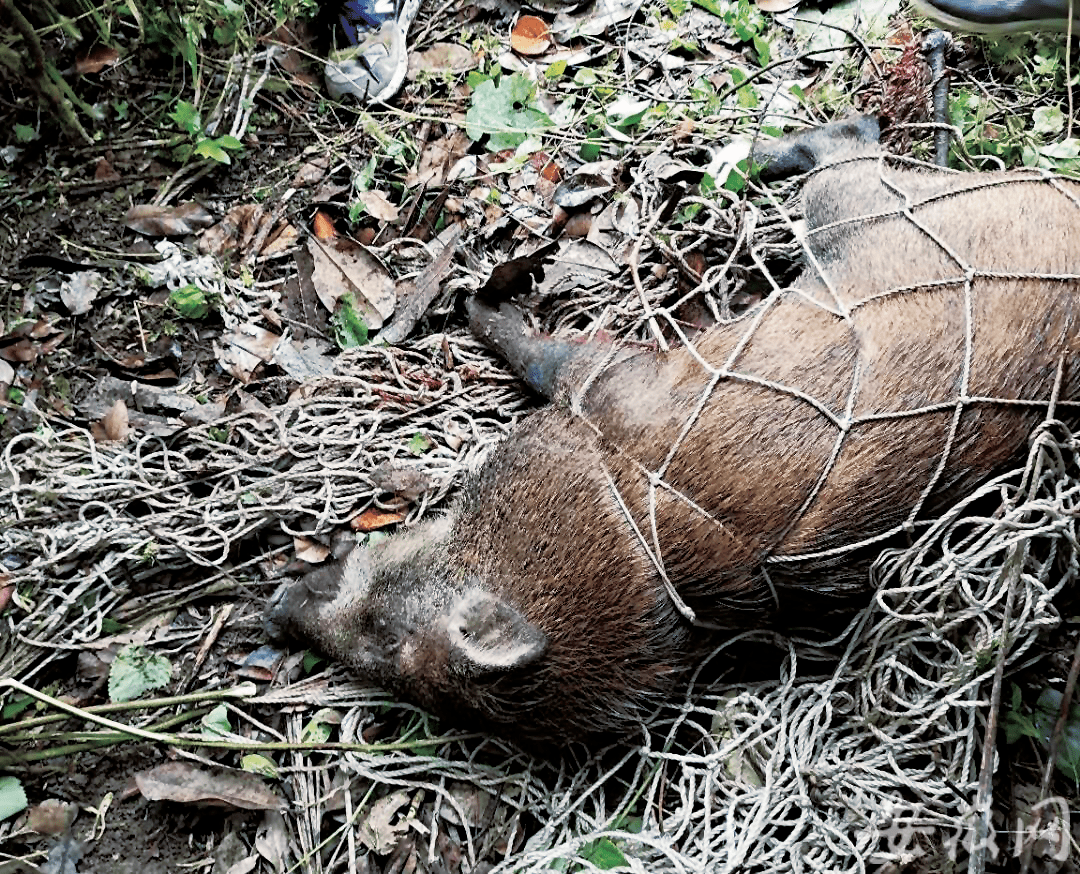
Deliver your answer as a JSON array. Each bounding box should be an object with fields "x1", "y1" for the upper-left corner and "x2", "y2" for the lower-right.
[
  {"x1": 466, "y1": 295, "x2": 628, "y2": 401},
  {"x1": 751, "y1": 115, "x2": 881, "y2": 180}
]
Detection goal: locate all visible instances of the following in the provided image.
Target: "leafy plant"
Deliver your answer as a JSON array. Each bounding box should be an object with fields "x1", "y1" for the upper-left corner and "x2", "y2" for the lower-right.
[
  {"x1": 465, "y1": 73, "x2": 553, "y2": 152},
  {"x1": 0, "y1": 777, "x2": 27, "y2": 821},
  {"x1": 202, "y1": 703, "x2": 233, "y2": 737},
  {"x1": 691, "y1": 0, "x2": 770, "y2": 64},
  {"x1": 169, "y1": 100, "x2": 245, "y2": 164},
  {"x1": 407, "y1": 433, "x2": 432, "y2": 456},
  {"x1": 332, "y1": 295, "x2": 370, "y2": 349},
  {"x1": 241, "y1": 753, "x2": 279, "y2": 777},
  {"x1": 1004, "y1": 684, "x2": 1080, "y2": 784},
  {"x1": 108, "y1": 644, "x2": 172, "y2": 703},
  {"x1": 169, "y1": 283, "x2": 213, "y2": 318},
  {"x1": 949, "y1": 88, "x2": 1080, "y2": 173}
]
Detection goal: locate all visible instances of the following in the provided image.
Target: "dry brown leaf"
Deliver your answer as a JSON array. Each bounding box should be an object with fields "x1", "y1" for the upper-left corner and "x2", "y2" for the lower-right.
[
  {"x1": 533, "y1": 152, "x2": 562, "y2": 183},
  {"x1": 125, "y1": 203, "x2": 215, "y2": 236},
  {"x1": 60, "y1": 270, "x2": 103, "y2": 316},
  {"x1": 0, "y1": 338, "x2": 35, "y2": 363},
  {"x1": 217, "y1": 323, "x2": 280, "y2": 383},
  {"x1": 356, "y1": 190, "x2": 400, "y2": 222},
  {"x1": 75, "y1": 44, "x2": 120, "y2": 74},
  {"x1": 380, "y1": 226, "x2": 461, "y2": 344},
  {"x1": 91, "y1": 399, "x2": 131, "y2": 443},
  {"x1": 306, "y1": 236, "x2": 395, "y2": 330},
  {"x1": 77, "y1": 648, "x2": 113, "y2": 681},
  {"x1": 358, "y1": 791, "x2": 412, "y2": 855},
  {"x1": 293, "y1": 536, "x2": 331, "y2": 563},
  {"x1": 135, "y1": 762, "x2": 283, "y2": 811},
  {"x1": 260, "y1": 222, "x2": 300, "y2": 257},
  {"x1": 313, "y1": 210, "x2": 337, "y2": 240},
  {"x1": 95, "y1": 157, "x2": 121, "y2": 182},
  {"x1": 370, "y1": 462, "x2": 429, "y2": 501},
  {"x1": 28, "y1": 799, "x2": 76, "y2": 835},
  {"x1": 214, "y1": 831, "x2": 253, "y2": 874},
  {"x1": 351, "y1": 508, "x2": 406, "y2": 531},
  {"x1": 563, "y1": 212, "x2": 592, "y2": 237},
  {"x1": 273, "y1": 337, "x2": 336, "y2": 380},
  {"x1": 407, "y1": 42, "x2": 477, "y2": 78},
  {"x1": 405, "y1": 131, "x2": 471, "y2": 188},
  {"x1": 292, "y1": 155, "x2": 331, "y2": 187},
  {"x1": 255, "y1": 812, "x2": 289, "y2": 870},
  {"x1": 199, "y1": 203, "x2": 266, "y2": 257},
  {"x1": 511, "y1": 15, "x2": 551, "y2": 56}
]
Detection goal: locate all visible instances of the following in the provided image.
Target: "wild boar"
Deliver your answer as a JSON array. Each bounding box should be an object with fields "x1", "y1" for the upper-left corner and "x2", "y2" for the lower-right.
[{"x1": 266, "y1": 116, "x2": 1080, "y2": 743}]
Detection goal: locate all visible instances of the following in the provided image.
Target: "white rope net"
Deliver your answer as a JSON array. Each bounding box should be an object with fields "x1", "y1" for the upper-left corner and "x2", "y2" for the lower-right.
[{"x1": 4, "y1": 150, "x2": 1080, "y2": 872}]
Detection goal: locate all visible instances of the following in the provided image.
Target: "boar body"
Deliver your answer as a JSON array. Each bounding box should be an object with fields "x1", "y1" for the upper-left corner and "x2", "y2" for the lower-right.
[{"x1": 268, "y1": 119, "x2": 1080, "y2": 742}]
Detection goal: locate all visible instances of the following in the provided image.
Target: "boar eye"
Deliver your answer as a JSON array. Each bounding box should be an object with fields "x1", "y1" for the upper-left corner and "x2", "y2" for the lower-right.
[{"x1": 367, "y1": 615, "x2": 399, "y2": 649}]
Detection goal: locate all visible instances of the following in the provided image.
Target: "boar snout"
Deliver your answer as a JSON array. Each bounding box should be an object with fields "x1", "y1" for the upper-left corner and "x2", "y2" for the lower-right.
[{"x1": 264, "y1": 548, "x2": 363, "y2": 644}]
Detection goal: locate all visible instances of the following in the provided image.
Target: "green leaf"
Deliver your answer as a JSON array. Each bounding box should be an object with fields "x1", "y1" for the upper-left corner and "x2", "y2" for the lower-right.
[
  {"x1": 101, "y1": 617, "x2": 126, "y2": 634},
  {"x1": 753, "y1": 34, "x2": 771, "y2": 67},
  {"x1": 301, "y1": 708, "x2": 341, "y2": 743},
  {"x1": 108, "y1": 644, "x2": 172, "y2": 702},
  {"x1": 465, "y1": 74, "x2": 553, "y2": 151},
  {"x1": 241, "y1": 754, "x2": 279, "y2": 778},
  {"x1": 169, "y1": 284, "x2": 210, "y2": 319},
  {"x1": 332, "y1": 294, "x2": 369, "y2": 349},
  {"x1": 2, "y1": 695, "x2": 34, "y2": 720},
  {"x1": 723, "y1": 159, "x2": 750, "y2": 192},
  {"x1": 580, "y1": 838, "x2": 628, "y2": 869},
  {"x1": 690, "y1": 0, "x2": 725, "y2": 16},
  {"x1": 169, "y1": 99, "x2": 202, "y2": 136},
  {"x1": 606, "y1": 95, "x2": 651, "y2": 132},
  {"x1": 728, "y1": 67, "x2": 758, "y2": 108},
  {"x1": 201, "y1": 703, "x2": 232, "y2": 737},
  {"x1": 545, "y1": 59, "x2": 567, "y2": 79},
  {"x1": 407, "y1": 433, "x2": 432, "y2": 455},
  {"x1": 14, "y1": 124, "x2": 36, "y2": 143},
  {"x1": 216, "y1": 134, "x2": 244, "y2": 152},
  {"x1": 302, "y1": 651, "x2": 325, "y2": 674},
  {"x1": 0, "y1": 777, "x2": 27, "y2": 821},
  {"x1": 466, "y1": 70, "x2": 492, "y2": 88},
  {"x1": 573, "y1": 68, "x2": 599, "y2": 86},
  {"x1": 1032, "y1": 688, "x2": 1080, "y2": 783},
  {"x1": 354, "y1": 154, "x2": 378, "y2": 192},
  {"x1": 1033, "y1": 105, "x2": 1065, "y2": 136},
  {"x1": 194, "y1": 139, "x2": 232, "y2": 164}
]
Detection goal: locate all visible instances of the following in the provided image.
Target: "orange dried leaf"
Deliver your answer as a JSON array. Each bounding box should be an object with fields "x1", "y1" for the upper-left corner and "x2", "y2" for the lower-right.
[
  {"x1": 313, "y1": 210, "x2": 337, "y2": 240},
  {"x1": 511, "y1": 15, "x2": 551, "y2": 57},
  {"x1": 92, "y1": 399, "x2": 131, "y2": 443},
  {"x1": 95, "y1": 157, "x2": 121, "y2": 182},
  {"x1": 351, "y1": 508, "x2": 406, "y2": 531}
]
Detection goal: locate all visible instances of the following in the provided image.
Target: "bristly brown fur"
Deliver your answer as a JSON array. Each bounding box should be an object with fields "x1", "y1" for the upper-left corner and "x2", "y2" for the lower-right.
[{"x1": 268, "y1": 120, "x2": 1080, "y2": 744}]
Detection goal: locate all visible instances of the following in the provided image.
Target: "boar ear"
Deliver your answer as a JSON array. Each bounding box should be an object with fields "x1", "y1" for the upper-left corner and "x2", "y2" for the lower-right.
[{"x1": 446, "y1": 589, "x2": 548, "y2": 673}]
